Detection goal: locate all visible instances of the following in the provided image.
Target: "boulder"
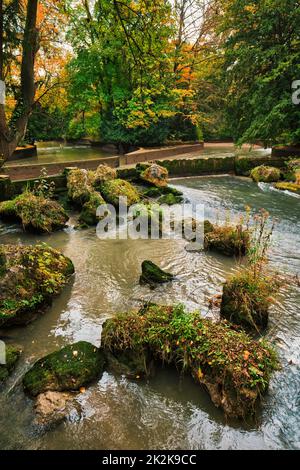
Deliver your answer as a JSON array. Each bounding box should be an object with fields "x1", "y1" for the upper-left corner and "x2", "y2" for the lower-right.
[
  {"x1": 0, "y1": 192, "x2": 68, "y2": 233},
  {"x1": 67, "y1": 168, "x2": 95, "y2": 206},
  {"x1": 158, "y1": 193, "x2": 183, "y2": 205},
  {"x1": 274, "y1": 182, "x2": 300, "y2": 194},
  {"x1": 101, "y1": 179, "x2": 140, "y2": 207},
  {"x1": 204, "y1": 224, "x2": 250, "y2": 257},
  {"x1": 101, "y1": 304, "x2": 279, "y2": 418},
  {"x1": 139, "y1": 163, "x2": 169, "y2": 188},
  {"x1": 79, "y1": 191, "x2": 106, "y2": 226},
  {"x1": 93, "y1": 164, "x2": 117, "y2": 187},
  {"x1": 0, "y1": 244, "x2": 74, "y2": 327},
  {"x1": 220, "y1": 267, "x2": 280, "y2": 333},
  {"x1": 23, "y1": 341, "x2": 105, "y2": 396},
  {"x1": 34, "y1": 391, "x2": 77, "y2": 428},
  {"x1": 250, "y1": 165, "x2": 281, "y2": 183},
  {"x1": 139, "y1": 260, "x2": 174, "y2": 286}
]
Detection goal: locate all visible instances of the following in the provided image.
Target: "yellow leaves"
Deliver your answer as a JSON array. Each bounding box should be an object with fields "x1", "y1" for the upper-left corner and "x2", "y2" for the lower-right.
[
  {"x1": 79, "y1": 387, "x2": 86, "y2": 393},
  {"x1": 244, "y1": 4, "x2": 257, "y2": 14},
  {"x1": 196, "y1": 367, "x2": 204, "y2": 380},
  {"x1": 243, "y1": 350, "x2": 250, "y2": 361}
]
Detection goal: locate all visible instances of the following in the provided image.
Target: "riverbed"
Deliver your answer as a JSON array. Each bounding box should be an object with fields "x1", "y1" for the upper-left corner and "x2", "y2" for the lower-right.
[{"x1": 0, "y1": 171, "x2": 299, "y2": 450}]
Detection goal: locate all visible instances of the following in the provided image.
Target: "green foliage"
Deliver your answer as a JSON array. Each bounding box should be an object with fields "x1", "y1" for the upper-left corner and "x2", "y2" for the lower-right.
[
  {"x1": 221, "y1": 0, "x2": 300, "y2": 146},
  {"x1": 0, "y1": 244, "x2": 74, "y2": 327},
  {"x1": 102, "y1": 304, "x2": 278, "y2": 418}
]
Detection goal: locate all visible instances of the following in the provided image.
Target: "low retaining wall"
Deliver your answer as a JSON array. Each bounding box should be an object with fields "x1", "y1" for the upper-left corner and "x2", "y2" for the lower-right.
[
  {"x1": 271, "y1": 146, "x2": 300, "y2": 158},
  {"x1": 4, "y1": 155, "x2": 120, "y2": 180},
  {"x1": 235, "y1": 154, "x2": 289, "y2": 176},
  {"x1": 156, "y1": 155, "x2": 235, "y2": 177},
  {"x1": 125, "y1": 143, "x2": 204, "y2": 165}
]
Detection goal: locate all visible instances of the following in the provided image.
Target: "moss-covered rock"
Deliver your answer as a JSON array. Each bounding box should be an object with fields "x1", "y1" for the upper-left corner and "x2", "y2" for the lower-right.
[
  {"x1": 67, "y1": 169, "x2": 95, "y2": 206},
  {"x1": 102, "y1": 304, "x2": 278, "y2": 418},
  {"x1": 250, "y1": 166, "x2": 281, "y2": 183},
  {"x1": 220, "y1": 267, "x2": 280, "y2": 333},
  {"x1": 274, "y1": 182, "x2": 300, "y2": 194},
  {"x1": 158, "y1": 193, "x2": 183, "y2": 205},
  {"x1": 204, "y1": 224, "x2": 250, "y2": 257},
  {"x1": 283, "y1": 159, "x2": 300, "y2": 183},
  {"x1": 104, "y1": 350, "x2": 154, "y2": 379},
  {"x1": 143, "y1": 185, "x2": 183, "y2": 199},
  {"x1": 139, "y1": 163, "x2": 169, "y2": 188},
  {"x1": 79, "y1": 191, "x2": 106, "y2": 226},
  {"x1": 93, "y1": 164, "x2": 117, "y2": 187},
  {"x1": 23, "y1": 342, "x2": 105, "y2": 396},
  {"x1": 0, "y1": 244, "x2": 74, "y2": 327},
  {"x1": 0, "y1": 345, "x2": 21, "y2": 384},
  {"x1": 0, "y1": 192, "x2": 68, "y2": 233},
  {"x1": 140, "y1": 260, "x2": 174, "y2": 286},
  {"x1": 101, "y1": 179, "x2": 140, "y2": 207}
]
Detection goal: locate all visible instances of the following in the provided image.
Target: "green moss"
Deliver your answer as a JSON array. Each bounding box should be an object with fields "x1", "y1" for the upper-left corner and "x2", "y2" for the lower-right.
[
  {"x1": 140, "y1": 163, "x2": 169, "y2": 188},
  {"x1": 0, "y1": 244, "x2": 74, "y2": 327},
  {"x1": 67, "y1": 169, "x2": 95, "y2": 205},
  {"x1": 101, "y1": 179, "x2": 140, "y2": 207},
  {"x1": 93, "y1": 164, "x2": 117, "y2": 187},
  {"x1": 158, "y1": 193, "x2": 183, "y2": 205},
  {"x1": 23, "y1": 341, "x2": 105, "y2": 396},
  {"x1": 274, "y1": 182, "x2": 300, "y2": 194},
  {"x1": 102, "y1": 304, "x2": 279, "y2": 418},
  {"x1": 140, "y1": 260, "x2": 174, "y2": 286},
  {"x1": 79, "y1": 191, "x2": 106, "y2": 226},
  {"x1": 204, "y1": 224, "x2": 250, "y2": 257},
  {"x1": 0, "y1": 192, "x2": 68, "y2": 233},
  {"x1": 221, "y1": 267, "x2": 280, "y2": 333},
  {"x1": 0, "y1": 345, "x2": 21, "y2": 384},
  {"x1": 250, "y1": 166, "x2": 281, "y2": 183}
]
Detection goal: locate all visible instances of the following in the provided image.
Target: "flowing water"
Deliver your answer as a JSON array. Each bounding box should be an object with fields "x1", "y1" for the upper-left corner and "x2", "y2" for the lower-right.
[{"x1": 0, "y1": 147, "x2": 299, "y2": 450}]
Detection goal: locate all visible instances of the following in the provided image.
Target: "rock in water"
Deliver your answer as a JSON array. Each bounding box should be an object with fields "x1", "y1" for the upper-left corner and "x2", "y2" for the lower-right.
[
  {"x1": 0, "y1": 244, "x2": 74, "y2": 328},
  {"x1": 139, "y1": 163, "x2": 169, "y2": 188},
  {"x1": 23, "y1": 341, "x2": 105, "y2": 396},
  {"x1": 139, "y1": 260, "x2": 174, "y2": 286},
  {"x1": 34, "y1": 391, "x2": 76, "y2": 428}
]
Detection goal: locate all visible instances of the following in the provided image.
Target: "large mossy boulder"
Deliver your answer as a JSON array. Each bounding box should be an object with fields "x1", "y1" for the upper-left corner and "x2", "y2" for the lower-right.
[
  {"x1": 250, "y1": 165, "x2": 281, "y2": 183},
  {"x1": 284, "y1": 159, "x2": 300, "y2": 183},
  {"x1": 23, "y1": 342, "x2": 105, "y2": 396},
  {"x1": 220, "y1": 267, "x2": 279, "y2": 333},
  {"x1": 0, "y1": 345, "x2": 21, "y2": 384},
  {"x1": 0, "y1": 244, "x2": 74, "y2": 328},
  {"x1": 101, "y1": 179, "x2": 140, "y2": 207},
  {"x1": 140, "y1": 260, "x2": 174, "y2": 286},
  {"x1": 78, "y1": 191, "x2": 106, "y2": 226},
  {"x1": 158, "y1": 193, "x2": 183, "y2": 205},
  {"x1": 0, "y1": 192, "x2": 68, "y2": 233},
  {"x1": 143, "y1": 185, "x2": 183, "y2": 199},
  {"x1": 67, "y1": 169, "x2": 95, "y2": 206},
  {"x1": 93, "y1": 164, "x2": 117, "y2": 187},
  {"x1": 139, "y1": 163, "x2": 169, "y2": 188},
  {"x1": 204, "y1": 223, "x2": 250, "y2": 257},
  {"x1": 102, "y1": 304, "x2": 278, "y2": 418}
]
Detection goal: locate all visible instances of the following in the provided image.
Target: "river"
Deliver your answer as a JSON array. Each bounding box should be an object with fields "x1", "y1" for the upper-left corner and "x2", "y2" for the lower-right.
[{"x1": 0, "y1": 147, "x2": 299, "y2": 450}]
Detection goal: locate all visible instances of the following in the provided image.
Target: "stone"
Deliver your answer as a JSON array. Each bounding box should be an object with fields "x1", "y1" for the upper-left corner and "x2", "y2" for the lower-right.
[
  {"x1": 23, "y1": 341, "x2": 105, "y2": 396},
  {"x1": 139, "y1": 260, "x2": 174, "y2": 286},
  {"x1": 139, "y1": 163, "x2": 169, "y2": 188}
]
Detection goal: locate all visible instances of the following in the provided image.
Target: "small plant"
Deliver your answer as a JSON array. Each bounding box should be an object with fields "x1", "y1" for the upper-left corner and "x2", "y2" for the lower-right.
[{"x1": 33, "y1": 167, "x2": 56, "y2": 199}]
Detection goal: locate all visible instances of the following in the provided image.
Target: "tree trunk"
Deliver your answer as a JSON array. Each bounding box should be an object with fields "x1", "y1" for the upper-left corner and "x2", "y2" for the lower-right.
[{"x1": 0, "y1": 0, "x2": 39, "y2": 166}]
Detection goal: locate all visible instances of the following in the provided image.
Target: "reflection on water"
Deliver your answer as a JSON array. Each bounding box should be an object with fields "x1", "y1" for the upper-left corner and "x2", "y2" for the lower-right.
[
  {"x1": 6, "y1": 141, "x2": 116, "y2": 166},
  {"x1": 0, "y1": 169, "x2": 299, "y2": 449}
]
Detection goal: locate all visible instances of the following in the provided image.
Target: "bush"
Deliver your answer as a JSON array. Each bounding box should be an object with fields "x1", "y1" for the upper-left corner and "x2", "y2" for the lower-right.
[{"x1": 204, "y1": 223, "x2": 250, "y2": 257}]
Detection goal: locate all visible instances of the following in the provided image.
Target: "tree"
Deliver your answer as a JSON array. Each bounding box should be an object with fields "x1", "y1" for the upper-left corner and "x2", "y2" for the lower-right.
[
  {"x1": 220, "y1": 0, "x2": 300, "y2": 146},
  {"x1": 0, "y1": 0, "x2": 39, "y2": 164}
]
